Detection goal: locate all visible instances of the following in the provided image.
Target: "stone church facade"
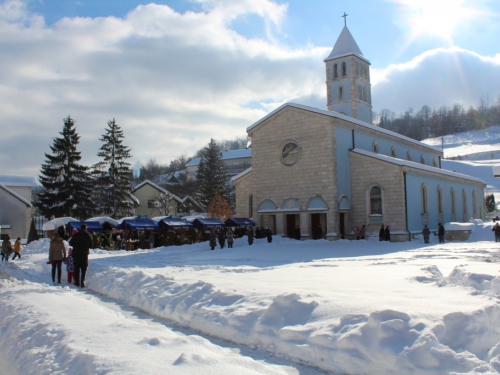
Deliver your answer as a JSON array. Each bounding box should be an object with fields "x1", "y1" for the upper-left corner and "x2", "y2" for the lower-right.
[{"x1": 232, "y1": 27, "x2": 486, "y2": 241}]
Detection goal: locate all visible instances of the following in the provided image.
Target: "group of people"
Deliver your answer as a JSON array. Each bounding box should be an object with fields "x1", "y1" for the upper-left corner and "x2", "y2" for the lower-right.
[
  {"x1": 378, "y1": 225, "x2": 391, "y2": 241},
  {"x1": 1, "y1": 236, "x2": 22, "y2": 261},
  {"x1": 208, "y1": 226, "x2": 272, "y2": 250},
  {"x1": 422, "y1": 223, "x2": 445, "y2": 243},
  {"x1": 49, "y1": 223, "x2": 92, "y2": 288}
]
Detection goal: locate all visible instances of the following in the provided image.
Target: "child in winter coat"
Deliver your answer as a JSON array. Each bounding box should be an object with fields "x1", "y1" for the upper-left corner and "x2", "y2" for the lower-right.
[
  {"x1": 12, "y1": 237, "x2": 22, "y2": 260},
  {"x1": 63, "y1": 248, "x2": 75, "y2": 284}
]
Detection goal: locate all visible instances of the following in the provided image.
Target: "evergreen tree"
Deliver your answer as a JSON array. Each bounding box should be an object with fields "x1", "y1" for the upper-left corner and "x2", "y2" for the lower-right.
[
  {"x1": 195, "y1": 138, "x2": 230, "y2": 207},
  {"x1": 36, "y1": 116, "x2": 94, "y2": 219},
  {"x1": 486, "y1": 194, "x2": 496, "y2": 213},
  {"x1": 92, "y1": 118, "x2": 133, "y2": 218},
  {"x1": 27, "y1": 218, "x2": 39, "y2": 243}
]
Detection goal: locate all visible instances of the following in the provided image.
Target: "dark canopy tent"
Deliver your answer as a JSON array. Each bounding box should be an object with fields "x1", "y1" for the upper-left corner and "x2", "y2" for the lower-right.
[
  {"x1": 118, "y1": 217, "x2": 159, "y2": 231},
  {"x1": 224, "y1": 218, "x2": 255, "y2": 227},
  {"x1": 66, "y1": 221, "x2": 104, "y2": 233},
  {"x1": 192, "y1": 218, "x2": 226, "y2": 229},
  {"x1": 158, "y1": 218, "x2": 194, "y2": 230}
]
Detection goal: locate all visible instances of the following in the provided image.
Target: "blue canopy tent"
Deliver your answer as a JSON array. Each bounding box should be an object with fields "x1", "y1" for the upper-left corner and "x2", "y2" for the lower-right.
[
  {"x1": 158, "y1": 218, "x2": 194, "y2": 230},
  {"x1": 66, "y1": 221, "x2": 104, "y2": 233},
  {"x1": 118, "y1": 217, "x2": 159, "y2": 231},
  {"x1": 224, "y1": 218, "x2": 255, "y2": 227},
  {"x1": 192, "y1": 218, "x2": 226, "y2": 229}
]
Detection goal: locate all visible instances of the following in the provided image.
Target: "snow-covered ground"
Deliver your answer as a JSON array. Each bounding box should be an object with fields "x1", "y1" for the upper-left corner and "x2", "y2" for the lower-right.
[{"x1": 3, "y1": 224, "x2": 500, "y2": 374}]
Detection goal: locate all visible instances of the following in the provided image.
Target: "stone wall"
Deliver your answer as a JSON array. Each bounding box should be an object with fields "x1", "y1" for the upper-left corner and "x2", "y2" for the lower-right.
[
  {"x1": 349, "y1": 151, "x2": 407, "y2": 234},
  {"x1": 233, "y1": 170, "x2": 253, "y2": 219}
]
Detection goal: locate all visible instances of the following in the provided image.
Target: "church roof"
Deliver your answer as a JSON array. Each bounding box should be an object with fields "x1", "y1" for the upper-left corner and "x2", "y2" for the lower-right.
[
  {"x1": 351, "y1": 148, "x2": 486, "y2": 185},
  {"x1": 324, "y1": 26, "x2": 370, "y2": 64},
  {"x1": 246, "y1": 103, "x2": 441, "y2": 155}
]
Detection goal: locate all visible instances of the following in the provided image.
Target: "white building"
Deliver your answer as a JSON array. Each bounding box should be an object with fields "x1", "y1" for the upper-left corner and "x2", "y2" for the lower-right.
[
  {"x1": 0, "y1": 175, "x2": 38, "y2": 239},
  {"x1": 186, "y1": 149, "x2": 252, "y2": 181}
]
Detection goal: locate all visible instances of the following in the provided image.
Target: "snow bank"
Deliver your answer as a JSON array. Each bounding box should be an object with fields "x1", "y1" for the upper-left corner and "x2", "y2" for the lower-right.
[{"x1": 86, "y1": 262, "x2": 500, "y2": 374}]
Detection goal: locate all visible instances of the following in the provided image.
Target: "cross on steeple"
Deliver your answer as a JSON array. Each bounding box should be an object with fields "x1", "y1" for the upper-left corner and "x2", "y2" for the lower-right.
[{"x1": 342, "y1": 12, "x2": 348, "y2": 27}]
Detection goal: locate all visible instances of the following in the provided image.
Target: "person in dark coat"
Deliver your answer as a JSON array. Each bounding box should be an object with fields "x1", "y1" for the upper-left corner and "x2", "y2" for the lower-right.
[
  {"x1": 360, "y1": 225, "x2": 366, "y2": 240},
  {"x1": 1, "y1": 235, "x2": 13, "y2": 262},
  {"x1": 384, "y1": 225, "x2": 390, "y2": 241},
  {"x1": 438, "y1": 223, "x2": 445, "y2": 243},
  {"x1": 209, "y1": 228, "x2": 216, "y2": 250},
  {"x1": 492, "y1": 223, "x2": 500, "y2": 242},
  {"x1": 266, "y1": 228, "x2": 273, "y2": 243},
  {"x1": 255, "y1": 227, "x2": 262, "y2": 239},
  {"x1": 379, "y1": 225, "x2": 385, "y2": 241},
  {"x1": 218, "y1": 230, "x2": 226, "y2": 249},
  {"x1": 317, "y1": 225, "x2": 324, "y2": 240},
  {"x1": 422, "y1": 225, "x2": 430, "y2": 243},
  {"x1": 227, "y1": 228, "x2": 234, "y2": 248},
  {"x1": 69, "y1": 224, "x2": 93, "y2": 288},
  {"x1": 49, "y1": 233, "x2": 67, "y2": 284},
  {"x1": 294, "y1": 225, "x2": 301, "y2": 241},
  {"x1": 247, "y1": 227, "x2": 254, "y2": 246}
]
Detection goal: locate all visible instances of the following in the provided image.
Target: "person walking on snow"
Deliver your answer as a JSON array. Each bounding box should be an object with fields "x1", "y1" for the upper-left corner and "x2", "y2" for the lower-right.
[
  {"x1": 1, "y1": 235, "x2": 12, "y2": 262},
  {"x1": 209, "y1": 228, "x2": 217, "y2": 251},
  {"x1": 379, "y1": 225, "x2": 385, "y2": 242},
  {"x1": 218, "y1": 230, "x2": 226, "y2": 249},
  {"x1": 63, "y1": 248, "x2": 75, "y2": 283},
  {"x1": 227, "y1": 228, "x2": 234, "y2": 248},
  {"x1": 69, "y1": 224, "x2": 93, "y2": 288},
  {"x1": 11, "y1": 237, "x2": 22, "y2": 260},
  {"x1": 492, "y1": 223, "x2": 500, "y2": 242},
  {"x1": 438, "y1": 223, "x2": 445, "y2": 243},
  {"x1": 384, "y1": 225, "x2": 391, "y2": 242},
  {"x1": 422, "y1": 225, "x2": 430, "y2": 244},
  {"x1": 49, "y1": 233, "x2": 67, "y2": 284},
  {"x1": 247, "y1": 227, "x2": 254, "y2": 246}
]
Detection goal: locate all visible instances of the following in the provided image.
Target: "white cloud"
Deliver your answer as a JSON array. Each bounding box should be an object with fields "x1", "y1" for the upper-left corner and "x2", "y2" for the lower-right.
[
  {"x1": 0, "y1": 0, "x2": 326, "y2": 175},
  {"x1": 372, "y1": 47, "x2": 500, "y2": 113}
]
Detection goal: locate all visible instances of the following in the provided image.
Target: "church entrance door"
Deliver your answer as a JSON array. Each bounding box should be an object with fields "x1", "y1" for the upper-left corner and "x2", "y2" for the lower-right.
[
  {"x1": 286, "y1": 214, "x2": 296, "y2": 239},
  {"x1": 311, "y1": 213, "x2": 327, "y2": 239}
]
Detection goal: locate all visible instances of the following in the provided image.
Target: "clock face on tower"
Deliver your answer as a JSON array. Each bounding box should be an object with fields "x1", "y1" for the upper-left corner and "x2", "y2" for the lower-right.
[{"x1": 281, "y1": 142, "x2": 299, "y2": 165}]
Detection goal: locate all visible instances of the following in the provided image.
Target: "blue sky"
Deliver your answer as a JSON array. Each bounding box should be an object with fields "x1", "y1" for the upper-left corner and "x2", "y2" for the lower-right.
[{"x1": 1, "y1": 0, "x2": 499, "y2": 175}]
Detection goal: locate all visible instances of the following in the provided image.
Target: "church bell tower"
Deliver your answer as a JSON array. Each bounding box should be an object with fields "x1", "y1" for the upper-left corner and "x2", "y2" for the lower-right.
[{"x1": 324, "y1": 18, "x2": 372, "y2": 123}]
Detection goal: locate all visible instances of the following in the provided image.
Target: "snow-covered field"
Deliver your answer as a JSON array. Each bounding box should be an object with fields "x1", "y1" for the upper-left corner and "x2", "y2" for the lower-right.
[{"x1": 3, "y1": 223, "x2": 500, "y2": 374}]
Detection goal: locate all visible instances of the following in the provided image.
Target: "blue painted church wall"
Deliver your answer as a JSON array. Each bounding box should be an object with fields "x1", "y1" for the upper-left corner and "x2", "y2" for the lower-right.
[
  {"x1": 335, "y1": 126, "x2": 353, "y2": 204},
  {"x1": 405, "y1": 173, "x2": 484, "y2": 232}
]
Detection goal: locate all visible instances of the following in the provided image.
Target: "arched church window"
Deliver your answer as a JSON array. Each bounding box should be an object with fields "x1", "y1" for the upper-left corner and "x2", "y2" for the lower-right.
[
  {"x1": 407, "y1": 151, "x2": 412, "y2": 161},
  {"x1": 451, "y1": 188, "x2": 456, "y2": 215},
  {"x1": 422, "y1": 185, "x2": 428, "y2": 214},
  {"x1": 362, "y1": 87, "x2": 367, "y2": 102},
  {"x1": 342, "y1": 62, "x2": 347, "y2": 76},
  {"x1": 437, "y1": 186, "x2": 443, "y2": 214},
  {"x1": 338, "y1": 86, "x2": 343, "y2": 102},
  {"x1": 248, "y1": 195, "x2": 253, "y2": 218},
  {"x1": 334, "y1": 64, "x2": 338, "y2": 78},
  {"x1": 433, "y1": 158, "x2": 438, "y2": 167},
  {"x1": 462, "y1": 189, "x2": 468, "y2": 220},
  {"x1": 472, "y1": 191, "x2": 478, "y2": 218},
  {"x1": 420, "y1": 155, "x2": 425, "y2": 164},
  {"x1": 391, "y1": 147, "x2": 397, "y2": 157},
  {"x1": 372, "y1": 141, "x2": 379, "y2": 153},
  {"x1": 370, "y1": 186, "x2": 382, "y2": 215},
  {"x1": 358, "y1": 86, "x2": 362, "y2": 100}
]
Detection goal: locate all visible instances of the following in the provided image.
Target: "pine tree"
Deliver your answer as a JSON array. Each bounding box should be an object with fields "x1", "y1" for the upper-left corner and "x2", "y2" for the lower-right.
[
  {"x1": 486, "y1": 194, "x2": 496, "y2": 213},
  {"x1": 195, "y1": 138, "x2": 230, "y2": 207},
  {"x1": 92, "y1": 118, "x2": 133, "y2": 218},
  {"x1": 36, "y1": 116, "x2": 94, "y2": 219}
]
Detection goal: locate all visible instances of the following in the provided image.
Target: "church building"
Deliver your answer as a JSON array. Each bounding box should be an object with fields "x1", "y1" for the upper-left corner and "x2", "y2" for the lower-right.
[{"x1": 232, "y1": 25, "x2": 486, "y2": 241}]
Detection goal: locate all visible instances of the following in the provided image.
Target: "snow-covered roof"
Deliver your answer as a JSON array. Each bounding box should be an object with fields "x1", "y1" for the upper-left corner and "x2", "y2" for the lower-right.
[
  {"x1": 0, "y1": 183, "x2": 32, "y2": 207},
  {"x1": 127, "y1": 192, "x2": 140, "y2": 205},
  {"x1": 181, "y1": 195, "x2": 204, "y2": 209},
  {"x1": 324, "y1": 26, "x2": 370, "y2": 64},
  {"x1": 0, "y1": 175, "x2": 38, "y2": 187},
  {"x1": 231, "y1": 167, "x2": 252, "y2": 182},
  {"x1": 131, "y1": 180, "x2": 182, "y2": 203},
  {"x1": 186, "y1": 149, "x2": 252, "y2": 167},
  {"x1": 247, "y1": 103, "x2": 442, "y2": 155},
  {"x1": 350, "y1": 148, "x2": 486, "y2": 185}
]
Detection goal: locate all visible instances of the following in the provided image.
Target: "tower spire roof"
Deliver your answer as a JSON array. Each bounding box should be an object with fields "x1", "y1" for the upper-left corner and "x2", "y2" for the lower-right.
[{"x1": 324, "y1": 26, "x2": 370, "y2": 64}]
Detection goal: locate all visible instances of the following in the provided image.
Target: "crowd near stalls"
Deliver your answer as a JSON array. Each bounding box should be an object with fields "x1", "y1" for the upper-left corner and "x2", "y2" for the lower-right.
[{"x1": 40, "y1": 215, "x2": 264, "y2": 251}]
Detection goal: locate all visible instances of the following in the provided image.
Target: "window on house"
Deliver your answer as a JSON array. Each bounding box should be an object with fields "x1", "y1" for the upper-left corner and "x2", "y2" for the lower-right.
[
  {"x1": 370, "y1": 186, "x2": 382, "y2": 215},
  {"x1": 472, "y1": 191, "x2": 477, "y2": 217},
  {"x1": 249, "y1": 195, "x2": 253, "y2": 218},
  {"x1": 451, "y1": 188, "x2": 456, "y2": 214},
  {"x1": 433, "y1": 158, "x2": 438, "y2": 167},
  {"x1": 342, "y1": 62, "x2": 347, "y2": 76},
  {"x1": 462, "y1": 189, "x2": 468, "y2": 217},
  {"x1": 391, "y1": 147, "x2": 397, "y2": 157},
  {"x1": 420, "y1": 155, "x2": 425, "y2": 164},
  {"x1": 437, "y1": 186, "x2": 443, "y2": 214},
  {"x1": 338, "y1": 86, "x2": 343, "y2": 102},
  {"x1": 373, "y1": 141, "x2": 379, "y2": 153},
  {"x1": 407, "y1": 151, "x2": 412, "y2": 161}
]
